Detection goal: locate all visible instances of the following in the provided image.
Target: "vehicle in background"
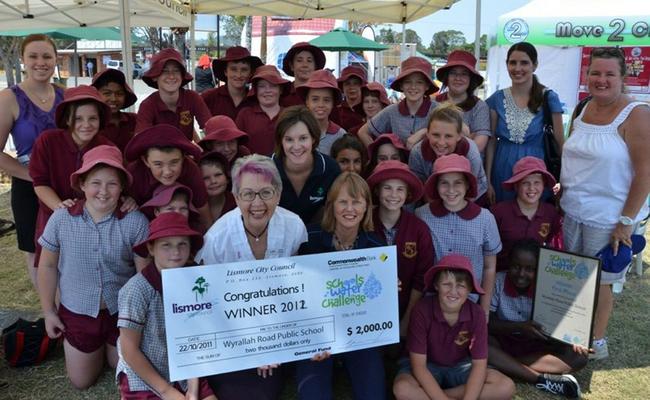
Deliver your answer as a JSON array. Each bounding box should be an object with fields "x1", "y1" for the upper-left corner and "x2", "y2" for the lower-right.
[{"x1": 106, "y1": 60, "x2": 143, "y2": 79}]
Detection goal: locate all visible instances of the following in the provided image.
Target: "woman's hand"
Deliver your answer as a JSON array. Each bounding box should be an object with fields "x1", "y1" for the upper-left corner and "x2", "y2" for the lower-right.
[
  {"x1": 184, "y1": 378, "x2": 199, "y2": 400},
  {"x1": 57, "y1": 198, "x2": 77, "y2": 209},
  {"x1": 256, "y1": 364, "x2": 280, "y2": 378},
  {"x1": 310, "y1": 351, "x2": 330, "y2": 362},
  {"x1": 43, "y1": 311, "x2": 65, "y2": 339},
  {"x1": 611, "y1": 223, "x2": 634, "y2": 256}
]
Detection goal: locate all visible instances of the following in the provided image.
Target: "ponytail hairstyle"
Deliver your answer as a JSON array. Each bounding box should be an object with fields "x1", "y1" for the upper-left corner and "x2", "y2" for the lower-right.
[{"x1": 507, "y1": 42, "x2": 545, "y2": 113}]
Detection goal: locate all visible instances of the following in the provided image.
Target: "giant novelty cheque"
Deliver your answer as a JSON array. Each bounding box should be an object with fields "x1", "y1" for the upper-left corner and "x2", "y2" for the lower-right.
[{"x1": 162, "y1": 246, "x2": 399, "y2": 381}]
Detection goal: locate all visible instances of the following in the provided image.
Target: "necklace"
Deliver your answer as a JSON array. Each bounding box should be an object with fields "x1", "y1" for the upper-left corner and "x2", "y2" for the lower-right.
[
  {"x1": 243, "y1": 219, "x2": 270, "y2": 242},
  {"x1": 24, "y1": 85, "x2": 52, "y2": 104},
  {"x1": 333, "y1": 233, "x2": 358, "y2": 251}
]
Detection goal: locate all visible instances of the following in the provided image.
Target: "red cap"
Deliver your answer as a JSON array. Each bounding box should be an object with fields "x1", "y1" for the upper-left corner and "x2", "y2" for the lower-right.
[
  {"x1": 390, "y1": 57, "x2": 439, "y2": 95},
  {"x1": 197, "y1": 54, "x2": 211, "y2": 69},
  {"x1": 125, "y1": 124, "x2": 201, "y2": 162},
  {"x1": 502, "y1": 156, "x2": 556, "y2": 191},
  {"x1": 199, "y1": 115, "x2": 249, "y2": 149},
  {"x1": 142, "y1": 48, "x2": 193, "y2": 89},
  {"x1": 362, "y1": 82, "x2": 390, "y2": 107},
  {"x1": 212, "y1": 46, "x2": 263, "y2": 83},
  {"x1": 366, "y1": 160, "x2": 424, "y2": 203},
  {"x1": 296, "y1": 69, "x2": 342, "y2": 105},
  {"x1": 282, "y1": 42, "x2": 326, "y2": 76},
  {"x1": 423, "y1": 254, "x2": 484, "y2": 294},
  {"x1": 436, "y1": 50, "x2": 484, "y2": 92},
  {"x1": 139, "y1": 183, "x2": 199, "y2": 220},
  {"x1": 249, "y1": 65, "x2": 291, "y2": 97},
  {"x1": 70, "y1": 144, "x2": 132, "y2": 192},
  {"x1": 133, "y1": 212, "x2": 203, "y2": 258},
  {"x1": 91, "y1": 68, "x2": 138, "y2": 109},
  {"x1": 337, "y1": 65, "x2": 367, "y2": 88},
  {"x1": 424, "y1": 154, "x2": 477, "y2": 200},
  {"x1": 367, "y1": 133, "x2": 408, "y2": 160},
  {"x1": 55, "y1": 85, "x2": 112, "y2": 129}
]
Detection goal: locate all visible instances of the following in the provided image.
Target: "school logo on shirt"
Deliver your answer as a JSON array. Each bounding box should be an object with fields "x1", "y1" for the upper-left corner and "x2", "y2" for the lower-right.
[
  {"x1": 454, "y1": 330, "x2": 470, "y2": 347},
  {"x1": 179, "y1": 110, "x2": 192, "y2": 126},
  {"x1": 403, "y1": 242, "x2": 417, "y2": 259},
  {"x1": 539, "y1": 223, "x2": 550, "y2": 238}
]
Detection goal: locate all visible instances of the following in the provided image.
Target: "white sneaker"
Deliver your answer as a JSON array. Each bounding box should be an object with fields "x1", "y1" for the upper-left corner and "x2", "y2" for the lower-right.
[{"x1": 589, "y1": 339, "x2": 609, "y2": 360}]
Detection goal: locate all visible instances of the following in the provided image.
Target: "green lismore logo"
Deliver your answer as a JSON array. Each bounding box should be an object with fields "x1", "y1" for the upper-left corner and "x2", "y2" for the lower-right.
[{"x1": 192, "y1": 276, "x2": 210, "y2": 301}]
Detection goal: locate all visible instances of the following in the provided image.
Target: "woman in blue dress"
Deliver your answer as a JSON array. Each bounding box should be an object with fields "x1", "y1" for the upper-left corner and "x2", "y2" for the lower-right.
[{"x1": 485, "y1": 42, "x2": 564, "y2": 203}]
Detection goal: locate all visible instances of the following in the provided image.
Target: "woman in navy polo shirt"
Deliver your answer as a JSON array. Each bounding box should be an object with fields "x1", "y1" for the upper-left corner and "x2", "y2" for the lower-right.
[{"x1": 272, "y1": 106, "x2": 341, "y2": 224}]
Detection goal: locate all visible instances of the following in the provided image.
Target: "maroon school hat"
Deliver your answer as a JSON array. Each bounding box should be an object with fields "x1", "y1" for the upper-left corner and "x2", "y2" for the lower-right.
[
  {"x1": 133, "y1": 212, "x2": 203, "y2": 258},
  {"x1": 249, "y1": 65, "x2": 291, "y2": 97},
  {"x1": 70, "y1": 144, "x2": 132, "y2": 191},
  {"x1": 367, "y1": 160, "x2": 424, "y2": 203},
  {"x1": 140, "y1": 183, "x2": 199, "y2": 220},
  {"x1": 502, "y1": 156, "x2": 556, "y2": 191},
  {"x1": 337, "y1": 65, "x2": 368, "y2": 88},
  {"x1": 362, "y1": 82, "x2": 390, "y2": 107},
  {"x1": 55, "y1": 85, "x2": 112, "y2": 129},
  {"x1": 390, "y1": 56, "x2": 439, "y2": 95},
  {"x1": 367, "y1": 133, "x2": 408, "y2": 160},
  {"x1": 282, "y1": 42, "x2": 326, "y2": 76},
  {"x1": 125, "y1": 124, "x2": 201, "y2": 162},
  {"x1": 424, "y1": 154, "x2": 477, "y2": 200},
  {"x1": 142, "y1": 48, "x2": 193, "y2": 89},
  {"x1": 199, "y1": 115, "x2": 249, "y2": 150},
  {"x1": 212, "y1": 46, "x2": 263, "y2": 83},
  {"x1": 436, "y1": 50, "x2": 484, "y2": 92},
  {"x1": 423, "y1": 254, "x2": 484, "y2": 294},
  {"x1": 296, "y1": 69, "x2": 342, "y2": 105},
  {"x1": 91, "y1": 68, "x2": 137, "y2": 109}
]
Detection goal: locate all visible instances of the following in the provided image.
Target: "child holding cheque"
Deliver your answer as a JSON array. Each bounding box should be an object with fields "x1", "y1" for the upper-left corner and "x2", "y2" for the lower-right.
[
  {"x1": 116, "y1": 212, "x2": 217, "y2": 399},
  {"x1": 393, "y1": 254, "x2": 515, "y2": 400}
]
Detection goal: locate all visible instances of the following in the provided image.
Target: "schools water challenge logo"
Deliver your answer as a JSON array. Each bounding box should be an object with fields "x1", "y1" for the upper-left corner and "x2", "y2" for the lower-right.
[
  {"x1": 321, "y1": 273, "x2": 383, "y2": 308},
  {"x1": 544, "y1": 255, "x2": 589, "y2": 281}
]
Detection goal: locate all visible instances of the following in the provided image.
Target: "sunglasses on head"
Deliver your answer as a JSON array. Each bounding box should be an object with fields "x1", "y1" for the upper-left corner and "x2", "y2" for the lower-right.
[{"x1": 590, "y1": 47, "x2": 625, "y2": 59}]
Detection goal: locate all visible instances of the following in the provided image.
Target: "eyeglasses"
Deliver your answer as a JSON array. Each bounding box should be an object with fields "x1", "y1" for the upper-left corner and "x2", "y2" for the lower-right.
[{"x1": 238, "y1": 188, "x2": 276, "y2": 202}]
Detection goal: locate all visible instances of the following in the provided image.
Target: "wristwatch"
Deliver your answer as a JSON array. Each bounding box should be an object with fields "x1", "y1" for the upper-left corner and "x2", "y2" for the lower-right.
[{"x1": 619, "y1": 215, "x2": 634, "y2": 226}]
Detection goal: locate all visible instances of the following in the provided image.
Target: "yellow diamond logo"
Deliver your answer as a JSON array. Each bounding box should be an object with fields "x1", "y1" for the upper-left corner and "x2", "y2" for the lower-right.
[{"x1": 380, "y1": 253, "x2": 388, "y2": 262}]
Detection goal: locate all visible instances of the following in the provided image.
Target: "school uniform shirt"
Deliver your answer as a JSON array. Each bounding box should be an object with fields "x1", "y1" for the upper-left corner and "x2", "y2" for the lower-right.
[
  {"x1": 38, "y1": 201, "x2": 149, "y2": 317},
  {"x1": 280, "y1": 83, "x2": 304, "y2": 107},
  {"x1": 116, "y1": 263, "x2": 188, "y2": 393},
  {"x1": 299, "y1": 224, "x2": 386, "y2": 255},
  {"x1": 409, "y1": 137, "x2": 488, "y2": 199},
  {"x1": 235, "y1": 104, "x2": 280, "y2": 156},
  {"x1": 201, "y1": 84, "x2": 255, "y2": 120},
  {"x1": 407, "y1": 294, "x2": 488, "y2": 367},
  {"x1": 30, "y1": 129, "x2": 114, "y2": 251},
  {"x1": 100, "y1": 112, "x2": 136, "y2": 153},
  {"x1": 136, "y1": 88, "x2": 211, "y2": 140},
  {"x1": 372, "y1": 208, "x2": 434, "y2": 318},
  {"x1": 317, "y1": 121, "x2": 347, "y2": 157},
  {"x1": 489, "y1": 271, "x2": 534, "y2": 323},
  {"x1": 415, "y1": 201, "x2": 501, "y2": 302},
  {"x1": 490, "y1": 200, "x2": 561, "y2": 271},
  {"x1": 335, "y1": 102, "x2": 365, "y2": 131},
  {"x1": 273, "y1": 151, "x2": 341, "y2": 224},
  {"x1": 367, "y1": 98, "x2": 436, "y2": 144},
  {"x1": 127, "y1": 157, "x2": 208, "y2": 208},
  {"x1": 196, "y1": 206, "x2": 307, "y2": 265}
]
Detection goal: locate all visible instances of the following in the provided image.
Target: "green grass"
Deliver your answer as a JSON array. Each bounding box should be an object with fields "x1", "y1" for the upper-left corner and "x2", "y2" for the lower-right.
[{"x1": 0, "y1": 185, "x2": 649, "y2": 399}]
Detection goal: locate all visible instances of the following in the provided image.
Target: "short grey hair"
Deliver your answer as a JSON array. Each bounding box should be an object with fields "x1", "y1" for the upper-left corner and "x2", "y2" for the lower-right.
[{"x1": 231, "y1": 154, "x2": 283, "y2": 196}]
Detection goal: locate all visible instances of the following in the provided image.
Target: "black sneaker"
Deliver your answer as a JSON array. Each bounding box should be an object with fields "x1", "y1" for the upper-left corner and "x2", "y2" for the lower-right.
[{"x1": 535, "y1": 373, "x2": 581, "y2": 398}]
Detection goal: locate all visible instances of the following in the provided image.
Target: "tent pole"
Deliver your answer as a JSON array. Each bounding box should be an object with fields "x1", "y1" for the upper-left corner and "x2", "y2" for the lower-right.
[
  {"x1": 474, "y1": 0, "x2": 481, "y2": 66},
  {"x1": 118, "y1": 0, "x2": 134, "y2": 108},
  {"x1": 190, "y1": 10, "x2": 196, "y2": 90},
  {"x1": 401, "y1": 21, "x2": 406, "y2": 62},
  {"x1": 74, "y1": 40, "x2": 78, "y2": 86}
]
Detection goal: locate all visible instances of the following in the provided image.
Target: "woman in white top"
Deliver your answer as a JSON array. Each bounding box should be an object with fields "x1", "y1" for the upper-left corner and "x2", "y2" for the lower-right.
[{"x1": 560, "y1": 47, "x2": 650, "y2": 360}]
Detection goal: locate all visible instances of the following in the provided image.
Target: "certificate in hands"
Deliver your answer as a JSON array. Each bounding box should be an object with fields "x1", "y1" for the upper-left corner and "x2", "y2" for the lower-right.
[{"x1": 162, "y1": 246, "x2": 399, "y2": 381}]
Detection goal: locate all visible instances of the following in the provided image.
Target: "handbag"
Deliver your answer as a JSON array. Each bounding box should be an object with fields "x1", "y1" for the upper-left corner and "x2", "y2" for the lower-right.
[
  {"x1": 542, "y1": 90, "x2": 562, "y2": 181},
  {"x1": 2, "y1": 318, "x2": 60, "y2": 367}
]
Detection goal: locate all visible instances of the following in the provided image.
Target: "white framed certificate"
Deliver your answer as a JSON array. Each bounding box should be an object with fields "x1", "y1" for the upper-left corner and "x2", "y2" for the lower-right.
[
  {"x1": 532, "y1": 247, "x2": 601, "y2": 349},
  {"x1": 162, "y1": 246, "x2": 399, "y2": 381}
]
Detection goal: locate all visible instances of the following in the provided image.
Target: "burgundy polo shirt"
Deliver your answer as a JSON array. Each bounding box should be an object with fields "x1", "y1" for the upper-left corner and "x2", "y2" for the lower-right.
[
  {"x1": 135, "y1": 88, "x2": 211, "y2": 140},
  {"x1": 280, "y1": 83, "x2": 304, "y2": 107},
  {"x1": 373, "y1": 208, "x2": 434, "y2": 317},
  {"x1": 30, "y1": 129, "x2": 114, "y2": 253},
  {"x1": 100, "y1": 112, "x2": 136, "y2": 153},
  {"x1": 201, "y1": 85, "x2": 254, "y2": 120},
  {"x1": 335, "y1": 101, "x2": 365, "y2": 131},
  {"x1": 235, "y1": 104, "x2": 280, "y2": 156},
  {"x1": 127, "y1": 157, "x2": 208, "y2": 208},
  {"x1": 490, "y1": 200, "x2": 561, "y2": 271},
  {"x1": 407, "y1": 295, "x2": 488, "y2": 367}
]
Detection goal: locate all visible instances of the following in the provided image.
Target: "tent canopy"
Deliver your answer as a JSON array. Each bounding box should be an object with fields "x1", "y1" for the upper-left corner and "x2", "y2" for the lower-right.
[
  {"x1": 309, "y1": 29, "x2": 389, "y2": 51},
  {"x1": 0, "y1": 27, "x2": 138, "y2": 41}
]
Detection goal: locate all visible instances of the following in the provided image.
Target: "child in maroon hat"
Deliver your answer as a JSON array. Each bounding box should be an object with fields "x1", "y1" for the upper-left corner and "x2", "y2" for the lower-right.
[
  {"x1": 393, "y1": 254, "x2": 515, "y2": 400},
  {"x1": 29, "y1": 85, "x2": 119, "y2": 266},
  {"x1": 235, "y1": 65, "x2": 291, "y2": 156},
  {"x1": 296, "y1": 69, "x2": 347, "y2": 156},
  {"x1": 137, "y1": 48, "x2": 211, "y2": 142},
  {"x1": 201, "y1": 46, "x2": 263, "y2": 120},
  {"x1": 199, "y1": 151, "x2": 236, "y2": 224},
  {"x1": 92, "y1": 68, "x2": 138, "y2": 152},
  {"x1": 139, "y1": 182, "x2": 200, "y2": 223},
  {"x1": 199, "y1": 115, "x2": 251, "y2": 164},
  {"x1": 367, "y1": 133, "x2": 409, "y2": 173},
  {"x1": 334, "y1": 65, "x2": 368, "y2": 130},
  {"x1": 116, "y1": 212, "x2": 216, "y2": 400},
  {"x1": 348, "y1": 82, "x2": 390, "y2": 136},
  {"x1": 125, "y1": 124, "x2": 212, "y2": 227},
  {"x1": 358, "y1": 56, "x2": 438, "y2": 148},
  {"x1": 280, "y1": 42, "x2": 327, "y2": 107},
  {"x1": 414, "y1": 154, "x2": 501, "y2": 316},
  {"x1": 490, "y1": 156, "x2": 561, "y2": 271},
  {"x1": 37, "y1": 145, "x2": 149, "y2": 390}
]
